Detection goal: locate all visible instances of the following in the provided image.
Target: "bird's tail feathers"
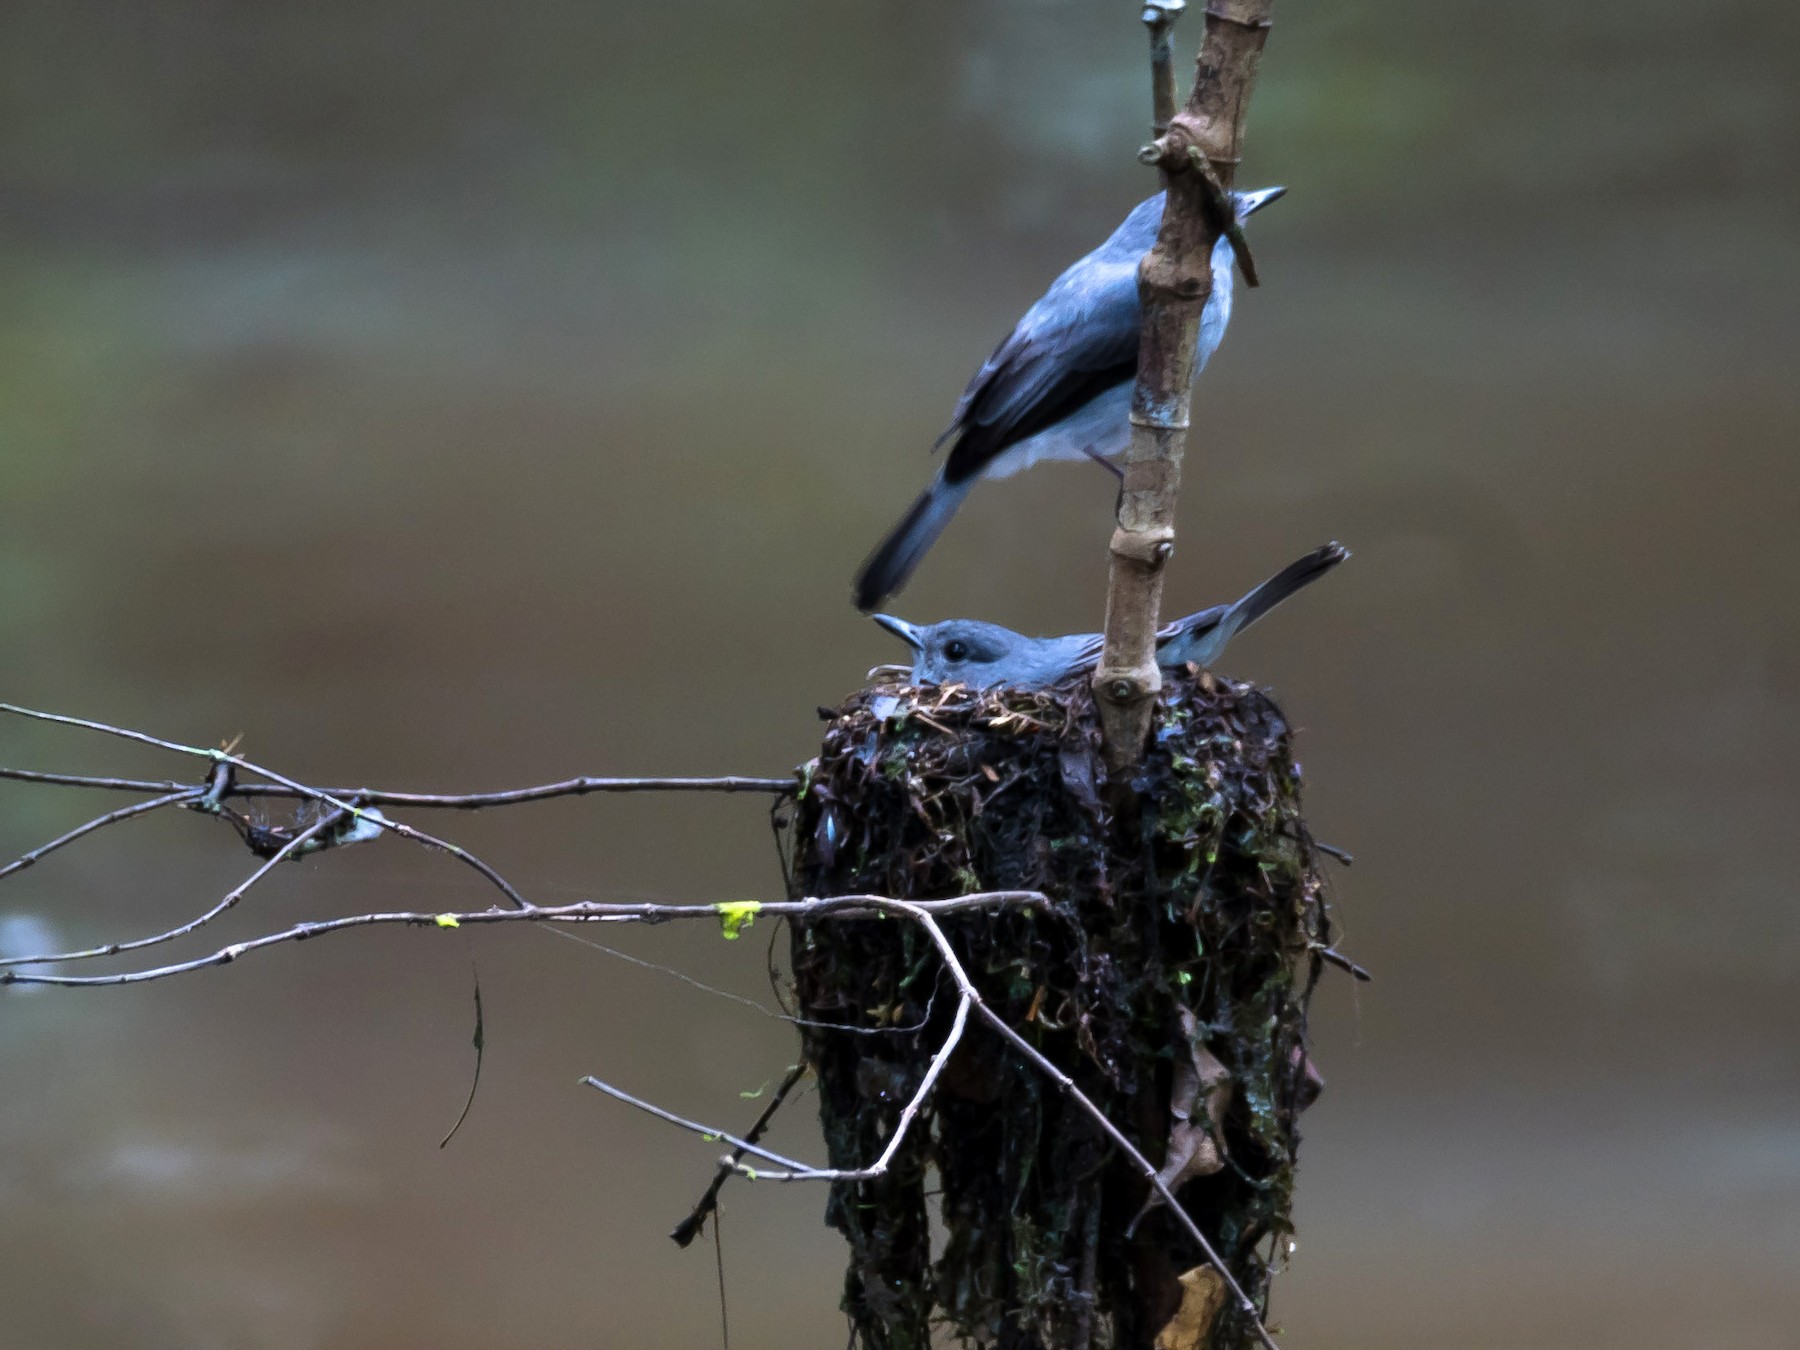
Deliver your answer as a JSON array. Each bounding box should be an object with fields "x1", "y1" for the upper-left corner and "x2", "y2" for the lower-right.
[
  {"x1": 1222, "y1": 541, "x2": 1350, "y2": 641},
  {"x1": 1165, "y1": 541, "x2": 1348, "y2": 667},
  {"x1": 852, "y1": 476, "x2": 972, "y2": 612}
]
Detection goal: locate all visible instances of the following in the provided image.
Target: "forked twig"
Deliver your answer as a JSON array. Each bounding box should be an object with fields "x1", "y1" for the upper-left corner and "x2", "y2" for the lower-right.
[
  {"x1": 1, "y1": 702, "x2": 791, "y2": 912},
  {"x1": 589, "y1": 979, "x2": 972, "y2": 1187},
  {"x1": 0, "y1": 702, "x2": 1285, "y2": 1347},
  {"x1": 581, "y1": 1077, "x2": 816, "y2": 1173},
  {"x1": 669, "y1": 1061, "x2": 810, "y2": 1248},
  {"x1": 0, "y1": 809, "x2": 345, "y2": 970},
  {"x1": 581, "y1": 900, "x2": 1283, "y2": 1350}
]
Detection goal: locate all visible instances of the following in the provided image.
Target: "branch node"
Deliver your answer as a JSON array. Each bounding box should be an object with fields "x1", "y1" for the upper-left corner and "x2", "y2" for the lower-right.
[
  {"x1": 1091, "y1": 658, "x2": 1165, "y2": 720},
  {"x1": 1109, "y1": 526, "x2": 1177, "y2": 569}
]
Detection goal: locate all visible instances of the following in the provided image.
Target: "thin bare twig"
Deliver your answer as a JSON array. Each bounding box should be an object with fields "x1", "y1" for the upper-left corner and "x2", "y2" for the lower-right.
[
  {"x1": 306, "y1": 775, "x2": 797, "y2": 805},
  {"x1": 544, "y1": 922, "x2": 946, "y2": 1038},
  {"x1": 196, "y1": 766, "x2": 531, "y2": 908},
  {"x1": 580, "y1": 1076, "x2": 816, "y2": 1173},
  {"x1": 0, "y1": 765, "x2": 794, "y2": 802},
  {"x1": 0, "y1": 809, "x2": 346, "y2": 970},
  {"x1": 0, "y1": 703, "x2": 213, "y2": 759},
  {"x1": 722, "y1": 989, "x2": 970, "y2": 1185},
  {"x1": 589, "y1": 991, "x2": 970, "y2": 1186},
  {"x1": 0, "y1": 768, "x2": 192, "y2": 794},
  {"x1": 0, "y1": 893, "x2": 1046, "y2": 988},
  {"x1": 0, "y1": 789, "x2": 201, "y2": 884},
  {"x1": 670, "y1": 1061, "x2": 810, "y2": 1247},
  {"x1": 0, "y1": 702, "x2": 533, "y2": 909}
]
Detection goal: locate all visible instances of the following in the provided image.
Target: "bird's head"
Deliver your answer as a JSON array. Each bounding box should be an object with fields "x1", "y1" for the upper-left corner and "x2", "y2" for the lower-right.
[
  {"x1": 1232, "y1": 185, "x2": 1287, "y2": 222},
  {"x1": 871, "y1": 615, "x2": 1025, "y2": 688}
]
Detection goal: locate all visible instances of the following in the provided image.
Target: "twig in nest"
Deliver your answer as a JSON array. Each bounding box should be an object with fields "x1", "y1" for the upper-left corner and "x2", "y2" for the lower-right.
[
  {"x1": 1312, "y1": 839, "x2": 1354, "y2": 866},
  {"x1": 1309, "y1": 944, "x2": 1372, "y2": 982}
]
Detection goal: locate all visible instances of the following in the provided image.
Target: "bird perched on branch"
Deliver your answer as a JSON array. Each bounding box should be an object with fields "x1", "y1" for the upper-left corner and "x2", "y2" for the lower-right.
[
  {"x1": 852, "y1": 185, "x2": 1287, "y2": 612},
  {"x1": 872, "y1": 542, "x2": 1345, "y2": 690}
]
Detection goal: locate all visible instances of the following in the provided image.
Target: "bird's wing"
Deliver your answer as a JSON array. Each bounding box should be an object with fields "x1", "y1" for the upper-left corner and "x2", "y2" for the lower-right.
[
  {"x1": 937, "y1": 257, "x2": 1143, "y2": 484},
  {"x1": 1158, "y1": 605, "x2": 1228, "y2": 647},
  {"x1": 1046, "y1": 606, "x2": 1227, "y2": 679},
  {"x1": 1018, "y1": 633, "x2": 1107, "y2": 686}
]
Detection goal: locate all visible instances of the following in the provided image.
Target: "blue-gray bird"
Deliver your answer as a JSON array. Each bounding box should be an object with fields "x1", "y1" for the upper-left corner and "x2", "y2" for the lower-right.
[
  {"x1": 852, "y1": 185, "x2": 1287, "y2": 612},
  {"x1": 872, "y1": 542, "x2": 1345, "y2": 689}
]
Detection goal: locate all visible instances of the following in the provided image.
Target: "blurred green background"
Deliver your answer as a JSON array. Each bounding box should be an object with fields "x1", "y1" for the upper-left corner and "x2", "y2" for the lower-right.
[{"x1": 2, "y1": 1, "x2": 1797, "y2": 1346}]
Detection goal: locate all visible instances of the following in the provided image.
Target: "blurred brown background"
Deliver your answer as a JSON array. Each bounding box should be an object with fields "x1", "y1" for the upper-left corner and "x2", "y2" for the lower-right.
[{"x1": 2, "y1": 1, "x2": 1797, "y2": 1346}]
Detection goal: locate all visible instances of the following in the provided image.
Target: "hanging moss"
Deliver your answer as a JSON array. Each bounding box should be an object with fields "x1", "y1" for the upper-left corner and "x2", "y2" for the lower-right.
[{"x1": 785, "y1": 669, "x2": 1338, "y2": 1350}]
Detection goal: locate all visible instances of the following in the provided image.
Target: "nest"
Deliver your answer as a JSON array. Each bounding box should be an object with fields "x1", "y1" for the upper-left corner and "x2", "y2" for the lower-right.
[{"x1": 786, "y1": 671, "x2": 1335, "y2": 1350}]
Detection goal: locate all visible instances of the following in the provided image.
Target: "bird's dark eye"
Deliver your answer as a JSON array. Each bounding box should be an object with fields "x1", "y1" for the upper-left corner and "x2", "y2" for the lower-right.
[{"x1": 944, "y1": 640, "x2": 969, "y2": 661}]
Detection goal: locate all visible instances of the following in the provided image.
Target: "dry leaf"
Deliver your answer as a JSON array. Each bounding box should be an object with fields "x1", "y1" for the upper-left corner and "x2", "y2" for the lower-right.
[
  {"x1": 1154, "y1": 1264, "x2": 1227, "y2": 1350},
  {"x1": 1130, "y1": 1007, "x2": 1231, "y2": 1234}
]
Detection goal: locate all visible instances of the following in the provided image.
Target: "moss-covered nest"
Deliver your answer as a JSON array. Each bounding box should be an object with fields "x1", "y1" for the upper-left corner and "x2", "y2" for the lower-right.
[{"x1": 785, "y1": 670, "x2": 1337, "y2": 1350}]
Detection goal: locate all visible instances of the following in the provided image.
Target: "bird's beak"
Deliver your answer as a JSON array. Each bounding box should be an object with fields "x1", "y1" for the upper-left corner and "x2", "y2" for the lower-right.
[
  {"x1": 871, "y1": 614, "x2": 924, "y2": 650},
  {"x1": 1237, "y1": 185, "x2": 1287, "y2": 219}
]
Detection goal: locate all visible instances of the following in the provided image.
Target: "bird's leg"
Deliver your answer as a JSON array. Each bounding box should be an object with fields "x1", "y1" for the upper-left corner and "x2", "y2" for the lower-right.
[
  {"x1": 1083, "y1": 446, "x2": 1126, "y2": 516},
  {"x1": 1083, "y1": 445, "x2": 1127, "y2": 482}
]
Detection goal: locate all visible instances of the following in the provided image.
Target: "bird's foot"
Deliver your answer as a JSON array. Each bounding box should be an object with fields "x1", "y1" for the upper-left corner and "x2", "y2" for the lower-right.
[{"x1": 1084, "y1": 446, "x2": 1126, "y2": 483}]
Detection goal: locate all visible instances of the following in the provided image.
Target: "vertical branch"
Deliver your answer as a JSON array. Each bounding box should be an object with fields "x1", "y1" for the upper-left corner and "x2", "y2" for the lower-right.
[
  {"x1": 1144, "y1": 1, "x2": 1185, "y2": 135},
  {"x1": 1093, "y1": 0, "x2": 1276, "y2": 770}
]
